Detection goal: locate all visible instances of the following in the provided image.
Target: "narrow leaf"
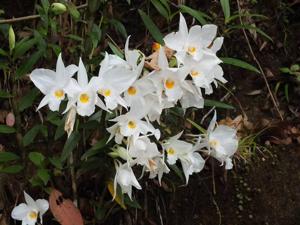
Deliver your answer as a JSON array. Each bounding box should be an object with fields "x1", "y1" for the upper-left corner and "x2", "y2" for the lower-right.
[
  {"x1": 221, "y1": 57, "x2": 260, "y2": 73},
  {"x1": 0, "y1": 125, "x2": 16, "y2": 134},
  {"x1": 179, "y1": 5, "x2": 210, "y2": 25},
  {"x1": 220, "y1": 0, "x2": 230, "y2": 23},
  {"x1": 29, "y1": 152, "x2": 45, "y2": 167},
  {"x1": 0, "y1": 152, "x2": 20, "y2": 162},
  {"x1": 61, "y1": 131, "x2": 80, "y2": 162},
  {"x1": 204, "y1": 99, "x2": 235, "y2": 109},
  {"x1": 138, "y1": 9, "x2": 164, "y2": 45}
]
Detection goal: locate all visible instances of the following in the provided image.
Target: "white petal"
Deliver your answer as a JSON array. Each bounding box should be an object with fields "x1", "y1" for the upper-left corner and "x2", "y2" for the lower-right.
[
  {"x1": 179, "y1": 13, "x2": 189, "y2": 38},
  {"x1": 158, "y1": 47, "x2": 169, "y2": 69},
  {"x1": 11, "y1": 203, "x2": 29, "y2": 220},
  {"x1": 56, "y1": 53, "x2": 65, "y2": 75},
  {"x1": 66, "y1": 64, "x2": 78, "y2": 77},
  {"x1": 30, "y1": 69, "x2": 56, "y2": 95},
  {"x1": 48, "y1": 98, "x2": 62, "y2": 111},
  {"x1": 37, "y1": 94, "x2": 51, "y2": 111},
  {"x1": 187, "y1": 25, "x2": 202, "y2": 47},
  {"x1": 77, "y1": 58, "x2": 88, "y2": 87},
  {"x1": 210, "y1": 37, "x2": 224, "y2": 53},
  {"x1": 207, "y1": 111, "x2": 217, "y2": 133},
  {"x1": 200, "y1": 24, "x2": 218, "y2": 47},
  {"x1": 24, "y1": 192, "x2": 37, "y2": 209},
  {"x1": 36, "y1": 199, "x2": 49, "y2": 215}
]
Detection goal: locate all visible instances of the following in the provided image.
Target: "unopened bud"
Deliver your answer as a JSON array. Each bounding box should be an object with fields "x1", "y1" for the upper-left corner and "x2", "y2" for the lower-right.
[{"x1": 51, "y1": 3, "x2": 67, "y2": 15}]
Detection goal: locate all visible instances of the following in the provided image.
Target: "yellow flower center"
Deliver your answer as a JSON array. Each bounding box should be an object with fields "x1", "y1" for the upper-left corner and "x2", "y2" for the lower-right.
[
  {"x1": 98, "y1": 89, "x2": 111, "y2": 97},
  {"x1": 79, "y1": 93, "x2": 90, "y2": 103},
  {"x1": 165, "y1": 79, "x2": 175, "y2": 89},
  {"x1": 127, "y1": 86, "x2": 137, "y2": 96},
  {"x1": 209, "y1": 139, "x2": 220, "y2": 148},
  {"x1": 167, "y1": 147, "x2": 175, "y2": 155},
  {"x1": 152, "y1": 42, "x2": 161, "y2": 51},
  {"x1": 128, "y1": 121, "x2": 136, "y2": 129},
  {"x1": 188, "y1": 46, "x2": 196, "y2": 55},
  {"x1": 54, "y1": 89, "x2": 64, "y2": 99},
  {"x1": 191, "y1": 70, "x2": 201, "y2": 77},
  {"x1": 27, "y1": 211, "x2": 38, "y2": 220}
]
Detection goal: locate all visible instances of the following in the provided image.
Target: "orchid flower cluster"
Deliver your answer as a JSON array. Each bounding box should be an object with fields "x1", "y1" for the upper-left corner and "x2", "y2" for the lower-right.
[{"x1": 28, "y1": 13, "x2": 238, "y2": 200}]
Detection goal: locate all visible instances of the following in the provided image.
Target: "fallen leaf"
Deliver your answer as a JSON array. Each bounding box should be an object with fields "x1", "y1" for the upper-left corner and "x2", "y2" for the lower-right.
[{"x1": 49, "y1": 189, "x2": 84, "y2": 225}]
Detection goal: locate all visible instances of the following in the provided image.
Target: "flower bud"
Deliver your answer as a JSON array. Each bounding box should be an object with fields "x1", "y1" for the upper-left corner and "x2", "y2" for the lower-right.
[
  {"x1": 64, "y1": 106, "x2": 76, "y2": 138},
  {"x1": 51, "y1": 3, "x2": 67, "y2": 15}
]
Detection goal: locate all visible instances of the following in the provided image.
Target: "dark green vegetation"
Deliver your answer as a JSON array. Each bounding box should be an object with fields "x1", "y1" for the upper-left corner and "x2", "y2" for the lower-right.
[{"x1": 0, "y1": 0, "x2": 300, "y2": 224}]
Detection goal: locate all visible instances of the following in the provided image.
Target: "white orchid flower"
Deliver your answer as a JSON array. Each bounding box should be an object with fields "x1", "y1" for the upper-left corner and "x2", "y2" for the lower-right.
[
  {"x1": 30, "y1": 53, "x2": 78, "y2": 111},
  {"x1": 92, "y1": 37, "x2": 144, "y2": 110},
  {"x1": 206, "y1": 112, "x2": 239, "y2": 169},
  {"x1": 148, "y1": 156, "x2": 170, "y2": 185},
  {"x1": 11, "y1": 191, "x2": 49, "y2": 225},
  {"x1": 183, "y1": 54, "x2": 226, "y2": 95},
  {"x1": 107, "y1": 101, "x2": 160, "y2": 144},
  {"x1": 164, "y1": 13, "x2": 219, "y2": 63},
  {"x1": 180, "y1": 80, "x2": 204, "y2": 109},
  {"x1": 128, "y1": 136, "x2": 161, "y2": 169},
  {"x1": 150, "y1": 47, "x2": 189, "y2": 103},
  {"x1": 114, "y1": 162, "x2": 141, "y2": 200},
  {"x1": 163, "y1": 132, "x2": 205, "y2": 183},
  {"x1": 64, "y1": 58, "x2": 106, "y2": 116},
  {"x1": 123, "y1": 75, "x2": 155, "y2": 107}
]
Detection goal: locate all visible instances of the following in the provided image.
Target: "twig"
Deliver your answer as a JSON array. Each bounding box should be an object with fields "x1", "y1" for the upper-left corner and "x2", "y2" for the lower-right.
[
  {"x1": 0, "y1": 3, "x2": 88, "y2": 24},
  {"x1": 236, "y1": 0, "x2": 283, "y2": 120}
]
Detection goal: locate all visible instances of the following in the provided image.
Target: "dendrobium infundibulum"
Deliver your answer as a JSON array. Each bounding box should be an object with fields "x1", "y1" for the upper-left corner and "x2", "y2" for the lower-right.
[
  {"x1": 128, "y1": 136, "x2": 161, "y2": 169},
  {"x1": 92, "y1": 37, "x2": 144, "y2": 110},
  {"x1": 30, "y1": 53, "x2": 78, "y2": 111},
  {"x1": 114, "y1": 161, "x2": 141, "y2": 200},
  {"x1": 107, "y1": 101, "x2": 160, "y2": 144},
  {"x1": 150, "y1": 47, "x2": 189, "y2": 103},
  {"x1": 27, "y1": 10, "x2": 240, "y2": 203},
  {"x1": 163, "y1": 132, "x2": 205, "y2": 183},
  {"x1": 164, "y1": 13, "x2": 220, "y2": 63},
  {"x1": 11, "y1": 192, "x2": 49, "y2": 225},
  {"x1": 206, "y1": 112, "x2": 238, "y2": 170},
  {"x1": 64, "y1": 58, "x2": 106, "y2": 116}
]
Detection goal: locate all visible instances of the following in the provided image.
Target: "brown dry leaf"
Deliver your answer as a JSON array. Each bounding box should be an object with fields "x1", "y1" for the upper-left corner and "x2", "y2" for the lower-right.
[
  {"x1": 144, "y1": 44, "x2": 174, "y2": 71},
  {"x1": 49, "y1": 189, "x2": 84, "y2": 225}
]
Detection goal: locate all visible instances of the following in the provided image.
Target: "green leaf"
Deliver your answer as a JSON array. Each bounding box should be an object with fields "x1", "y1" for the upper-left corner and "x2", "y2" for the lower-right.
[
  {"x1": 138, "y1": 9, "x2": 164, "y2": 45},
  {"x1": 23, "y1": 125, "x2": 42, "y2": 147},
  {"x1": 61, "y1": 131, "x2": 80, "y2": 162},
  {"x1": 16, "y1": 49, "x2": 44, "y2": 78},
  {"x1": 204, "y1": 99, "x2": 235, "y2": 109},
  {"x1": 0, "y1": 165, "x2": 23, "y2": 174},
  {"x1": 179, "y1": 5, "x2": 210, "y2": 25},
  {"x1": 13, "y1": 38, "x2": 37, "y2": 60},
  {"x1": 186, "y1": 118, "x2": 206, "y2": 134},
  {"x1": 0, "y1": 125, "x2": 16, "y2": 134},
  {"x1": 227, "y1": 13, "x2": 268, "y2": 24},
  {"x1": 65, "y1": 34, "x2": 84, "y2": 42},
  {"x1": 18, "y1": 88, "x2": 40, "y2": 112},
  {"x1": 108, "y1": 41, "x2": 124, "y2": 59},
  {"x1": 0, "y1": 48, "x2": 8, "y2": 56},
  {"x1": 29, "y1": 152, "x2": 45, "y2": 167},
  {"x1": 284, "y1": 83, "x2": 289, "y2": 102},
  {"x1": 49, "y1": 157, "x2": 63, "y2": 170},
  {"x1": 151, "y1": 0, "x2": 170, "y2": 21},
  {"x1": 220, "y1": 0, "x2": 230, "y2": 23},
  {"x1": 41, "y1": 0, "x2": 50, "y2": 14},
  {"x1": 8, "y1": 25, "x2": 15, "y2": 54},
  {"x1": 124, "y1": 196, "x2": 142, "y2": 209},
  {"x1": 228, "y1": 24, "x2": 273, "y2": 42},
  {"x1": 81, "y1": 137, "x2": 108, "y2": 160},
  {"x1": 37, "y1": 168, "x2": 50, "y2": 185},
  {"x1": 110, "y1": 19, "x2": 127, "y2": 38},
  {"x1": 169, "y1": 164, "x2": 184, "y2": 182},
  {"x1": 67, "y1": 2, "x2": 80, "y2": 20},
  {"x1": 0, "y1": 152, "x2": 20, "y2": 162},
  {"x1": 0, "y1": 90, "x2": 13, "y2": 98},
  {"x1": 221, "y1": 57, "x2": 260, "y2": 74}
]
